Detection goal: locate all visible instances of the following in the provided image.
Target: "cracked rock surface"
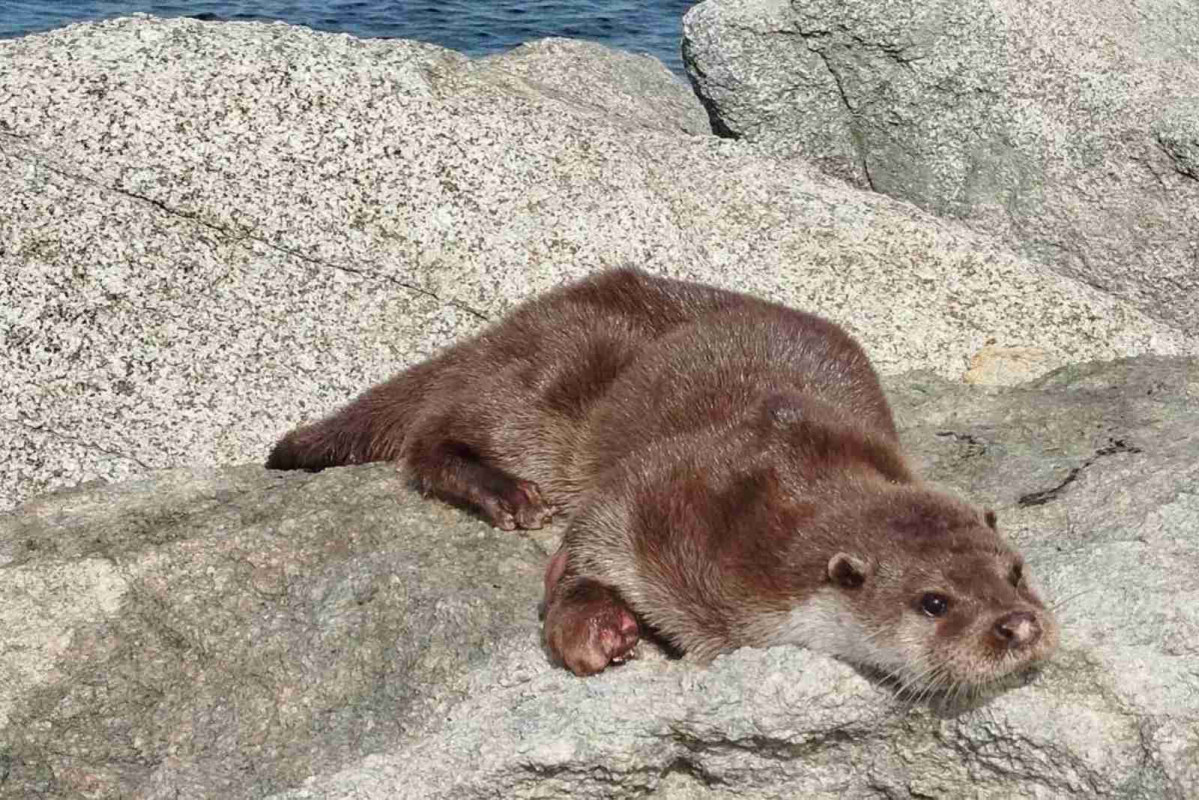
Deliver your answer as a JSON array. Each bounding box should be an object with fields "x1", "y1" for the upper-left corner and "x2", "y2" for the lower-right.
[
  {"x1": 2, "y1": 15, "x2": 1196, "y2": 511},
  {"x1": 682, "y1": 0, "x2": 1199, "y2": 336},
  {"x1": 1, "y1": 358, "x2": 1196, "y2": 799}
]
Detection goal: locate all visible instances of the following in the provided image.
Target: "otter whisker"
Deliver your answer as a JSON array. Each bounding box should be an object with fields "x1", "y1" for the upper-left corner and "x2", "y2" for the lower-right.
[{"x1": 1048, "y1": 586, "x2": 1102, "y2": 614}]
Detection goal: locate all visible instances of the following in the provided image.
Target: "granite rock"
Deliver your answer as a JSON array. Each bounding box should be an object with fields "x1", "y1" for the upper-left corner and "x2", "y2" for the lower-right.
[
  {"x1": 474, "y1": 37, "x2": 713, "y2": 136},
  {"x1": 682, "y1": 0, "x2": 1199, "y2": 335},
  {"x1": 2, "y1": 357, "x2": 1196, "y2": 799},
  {"x1": 1, "y1": 14, "x2": 1194, "y2": 513}
]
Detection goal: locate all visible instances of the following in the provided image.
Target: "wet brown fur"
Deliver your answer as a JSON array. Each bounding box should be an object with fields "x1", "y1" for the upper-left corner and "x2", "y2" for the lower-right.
[{"x1": 268, "y1": 269, "x2": 1057, "y2": 689}]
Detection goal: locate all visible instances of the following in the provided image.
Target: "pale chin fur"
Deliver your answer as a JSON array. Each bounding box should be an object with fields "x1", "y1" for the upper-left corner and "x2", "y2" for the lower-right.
[
  {"x1": 748, "y1": 592, "x2": 955, "y2": 694},
  {"x1": 748, "y1": 592, "x2": 898, "y2": 669}
]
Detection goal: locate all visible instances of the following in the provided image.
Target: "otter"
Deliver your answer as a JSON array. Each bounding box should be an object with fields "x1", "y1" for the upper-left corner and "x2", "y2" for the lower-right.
[{"x1": 267, "y1": 268, "x2": 1057, "y2": 693}]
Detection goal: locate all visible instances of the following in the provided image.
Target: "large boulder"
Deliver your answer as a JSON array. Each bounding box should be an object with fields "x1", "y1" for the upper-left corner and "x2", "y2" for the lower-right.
[
  {"x1": 2, "y1": 15, "x2": 1194, "y2": 511},
  {"x1": 682, "y1": 0, "x2": 1199, "y2": 335},
  {"x1": 2, "y1": 357, "x2": 1196, "y2": 799}
]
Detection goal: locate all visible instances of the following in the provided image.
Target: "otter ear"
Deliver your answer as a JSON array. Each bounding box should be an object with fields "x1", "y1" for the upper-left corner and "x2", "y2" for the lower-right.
[
  {"x1": 828, "y1": 553, "x2": 870, "y2": 589},
  {"x1": 984, "y1": 509, "x2": 998, "y2": 531}
]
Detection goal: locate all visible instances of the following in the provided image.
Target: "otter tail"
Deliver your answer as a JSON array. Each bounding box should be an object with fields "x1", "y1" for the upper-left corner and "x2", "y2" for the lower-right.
[{"x1": 266, "y1": 364, "x2": 434, "y2": 471}]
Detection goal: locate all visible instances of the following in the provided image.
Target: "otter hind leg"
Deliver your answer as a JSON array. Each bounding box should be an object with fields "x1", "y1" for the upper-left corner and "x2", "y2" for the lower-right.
[
  {"x1": 401, "y1": 424, "x2": 555, "y2": 531},
  {"x1": 542, "y1": 552, "x2": 640, "y2": 675}
]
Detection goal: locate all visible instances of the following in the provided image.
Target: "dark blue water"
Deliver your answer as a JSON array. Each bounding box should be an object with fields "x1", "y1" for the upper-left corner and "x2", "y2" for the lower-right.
[{"x1": 0, "y1": 1, "x2": 699, "y2": 74}]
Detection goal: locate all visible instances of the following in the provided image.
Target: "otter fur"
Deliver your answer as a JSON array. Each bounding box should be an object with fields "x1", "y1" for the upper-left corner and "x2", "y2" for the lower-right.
[{"x1": 267, "y1": 268, "x2": 1057, "y2": 692}]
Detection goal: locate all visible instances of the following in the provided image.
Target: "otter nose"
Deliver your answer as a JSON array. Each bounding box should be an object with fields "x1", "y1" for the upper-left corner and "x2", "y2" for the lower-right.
[{"x1": 994, "y1": 611, "x2": 1041, "y2": 648}]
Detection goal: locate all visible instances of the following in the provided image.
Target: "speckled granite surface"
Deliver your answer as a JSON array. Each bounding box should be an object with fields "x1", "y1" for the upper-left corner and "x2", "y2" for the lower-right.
[{"x1": 2, "y1": 15, "x2": 1194, "y2": 510}]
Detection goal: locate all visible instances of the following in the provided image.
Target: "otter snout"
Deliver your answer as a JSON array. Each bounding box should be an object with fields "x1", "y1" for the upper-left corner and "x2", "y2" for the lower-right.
[{"x1": 993, "y1": 610, "x2": 1042, "y2": 649}]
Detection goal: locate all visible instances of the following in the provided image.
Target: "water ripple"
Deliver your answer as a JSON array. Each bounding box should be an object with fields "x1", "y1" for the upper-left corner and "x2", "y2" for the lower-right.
[{"x1": 0, "y1": 0, "x2": 698, "y2": 73}]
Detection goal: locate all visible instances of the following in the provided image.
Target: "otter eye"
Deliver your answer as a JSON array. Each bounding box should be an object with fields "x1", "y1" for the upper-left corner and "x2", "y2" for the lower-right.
[
  {"x1": 921, "y1": 593, "x2": 949, "y2": 617},
  {"x1": 1009, "y1": 562, "x2": 1024, "y2": 587}
]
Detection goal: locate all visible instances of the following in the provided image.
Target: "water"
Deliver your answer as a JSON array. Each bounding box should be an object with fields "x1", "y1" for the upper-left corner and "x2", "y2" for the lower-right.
[{"x1": 0, "y1": 1, "x2": 699, "y2": 74}]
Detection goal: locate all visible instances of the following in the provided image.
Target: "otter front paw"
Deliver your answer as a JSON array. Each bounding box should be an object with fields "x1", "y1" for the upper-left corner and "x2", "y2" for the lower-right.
[{"x1": 543, "y1": 579, "x2": 640, "y2": 676}]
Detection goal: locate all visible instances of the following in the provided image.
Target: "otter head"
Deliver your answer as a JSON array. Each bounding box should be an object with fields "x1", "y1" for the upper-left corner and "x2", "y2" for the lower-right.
[{"x1": 805, "y1": 488, "x2": 1058, "y2": 697}]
